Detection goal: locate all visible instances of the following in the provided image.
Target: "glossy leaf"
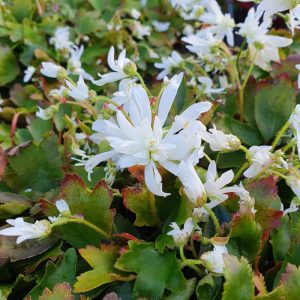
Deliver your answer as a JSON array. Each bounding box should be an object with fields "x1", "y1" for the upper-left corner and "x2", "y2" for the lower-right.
[{"x1": 115, "y1": 241, "x2": 185, "y2": 299}]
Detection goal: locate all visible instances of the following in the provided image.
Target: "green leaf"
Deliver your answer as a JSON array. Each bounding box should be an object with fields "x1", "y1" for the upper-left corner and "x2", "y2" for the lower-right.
[
  {"x1": 0, "y1": 46, "x2": 20, "y2": 86},
  {"x1": 215, "y1": 114, "x2": 264, "y2": 146},
  {"x1": 61, "y1": 174, "x2": 115, "y2": 234},
  {"x1": 271, "y1": 217, "x2": 291, "y2": 262},
  {"x1": 255, "y1": 76, "x2": 296, "y2": 142},
  {"x1": 51, "y1": 218, "x2": 111, "y2": 248},
  {"x1": 27, "y1": 248, "x2": 77, "y2": 299},
  {"x1": 196, "y1": 275, "x2": 222, "y2": 300},
  {"x1": 4, "y1": 137, "x2": 63, "y2": 192},
  {"x1": 122, "y1": 186, "x2": 159, "y2": 227},
  {"x1": 10, "y1": 0, "x2": 34, "y2": 22},
  {"x1": 74, "y1": 245, "x2": 124, "y2": 293},
  {"x1": 279, "y1": 264, "x2": 300, "y2": 299},
  {"x1": 222, "y1": 255, "x2": 254, "y2": 300},
  {"x1": 27, "y1": 119, "x2": 53, "y2": 143},
  {"x1": 247, "y1": 176, "x2": 282, "y2": 232},
  {"x1": 115, "y1": 241, "x2": 185, "y2": 299},
  {"x1": 166, "y1": 278, "x2": 196, "y2": 300},
  {"x1": 0, "y1": 192, "x2": 31, "y2": 219},
  {"x1": 228, "y1": 212, "x2": 262, "y2": 262}
]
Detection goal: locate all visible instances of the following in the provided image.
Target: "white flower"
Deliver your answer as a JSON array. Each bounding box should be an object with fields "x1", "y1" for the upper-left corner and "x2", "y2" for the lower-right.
[
  {"x1": 0, "y1": 218, "x2": 51, "y2": 244},
  {"x1": 286, "y1": 174, "x2": 300, "y2": 199},
  {"x1": 49, "y1": 86, "x2": 67, "y2": 99},
  {"x1": 84, "y1": 74, "x2": 211, "y2": 196},
  {"x1": 200, "y1": 125, "x2": 241, "y2": 152},
  {"x1": 111, "y1": 78, "x2": 138, "y2": 111},
  {"x1": 290, "y1": 105, "x2": 300, "y2": 156},
  {"x1": 238, "y1": 8, "x2": 292, "y2": 70},
  {"x1": 56, "y1": 199, "x2": 70, "y2": 214},
  {"x1": 23, "y1": 66, "x2": 36, "y2": 82},
  {"x1": 204, "y1": 161, "x2": 234, "y2": 202},
  {"x1": 167, "y1": 217, "x2": 194, "y2": 245},
  {"x1": 152, "y1": 20, "x2": 170, "y2": 32},
  {"x1": 154, "y1": 51, "x2": 183, "y2": 80},
  {"x1": 65, "y1": 75, "x2": 89, "y2": 101},
  {"x1": 201, "y1": 243, "x2": 228, "y2": 274},
  {"x1": 68, "y1": 45, "x2": 93, "y2": 80},
  {"x1": 182, "y1": 31, "x2": 221, "y2": 57},
  {"x1": 257, "y1": 0, "x2": 300, "y2": 18},
  {"x1": 281, "y1": 200, "x2": 300, "y2": 215},
  {"x1": 49, "y1": 27, "x2": 74, "y2": 52},
  {"x1": 244, "y1": 146, "x2": 273, "y2": 178},
  {"x1": 197, "y1": 76, "x2": 225, "y2": 95},
  {"x1": 41, "y1": 62, "x2": 64, "y2": 78},
  {"x1": 178, "y1": 161, "x2": 206, "y2": 206},
  {"x1": 92, "y1": 47, "x2": 133, "y2": 86},
  {"x1": 228, "y1": 182, "x2": 256, "y2": 213},
  {"x1": 133, "y1": 23, "x2": 151, "y2": 39},
  {"x1": 131, "y1": 8, "x2": 141, "y2": 19},
  {"x1": 287, "y1": 5, "x2": 300, "y2": 35},
  {"x1": 48, "y1": 199, "x2": 71, "y2": 223},
  {"x1": 200, "y1": 1, "x2": 235, "y2": 46},
  {"x1": 36, "y1": 105, "x2": 58, "y2": 120}
]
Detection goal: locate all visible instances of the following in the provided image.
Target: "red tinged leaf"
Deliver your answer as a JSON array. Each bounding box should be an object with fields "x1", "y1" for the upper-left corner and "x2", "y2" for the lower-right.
[
  {"x1": 128, "y1": 165, "x2": 145, "y2": 182},
  {"x1": 61, "y1": 173, "x2": 115, "y2": 234},
  {"x1": 122, "y1": 185, "x2": 159, "y2": 227}
]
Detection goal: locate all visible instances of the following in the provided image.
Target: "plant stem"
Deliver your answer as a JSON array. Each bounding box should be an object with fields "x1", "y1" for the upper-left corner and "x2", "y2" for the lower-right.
[
  {"x1": 269, "y1": 170, "x2": 287, "y2": 180},
  {"x1": 272, "y1": 120, "x2": 290, "y2": 150},
  {"x1": 179, "y1": 246, "x2": 202, "y2": 275},
  {"x1": 232, "y1": 161, "x2": 249, "y2": 183},
  {"x1": 135, "y1": 72, "x2": 150, "y2": 95},
  {"x1": 282, "y1": 139, "x2": 296, "y2": 153},
  {"x1": 239, "y1": 145, "x2": 252, "y2": 161},
  {"x1": 95, "y1": 96, "x2": 132, "y2": 123},
  {"x1": 203, "y1": 205, "x2": 220, "y2": 234}
]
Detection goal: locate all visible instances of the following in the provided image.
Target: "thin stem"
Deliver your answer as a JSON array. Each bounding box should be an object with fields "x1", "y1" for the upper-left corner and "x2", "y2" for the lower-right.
[
  {"x1": 204, "y1": 153, "x2": 212, "y2": 162},
  {"x1": 190, "y1": 237, "x2": 198, "y2": 259},
  {"x1": 233, "y1": 162, "x2": 249, "y2": 183},
  {"x1": 236, "y1": 38, "x2": 246, "y2": 76},
  {"x1": 135, "y1": 72, "x2": 150, "y2": 95},
  {"x1": 66, "y1": 101, "x2": 97, "y2": 119},
  {"x1": 282, "y1": 139, "x2": 296, "y2": 153},
  {"x1": 179, "y1": 246, "x2": 202, "y2": 275},
  {"x1": 203, "y1": 205, "x2": 220, "y2": 234},
  {"x1": 95, "y1": 96, "x2": 132, "y2": 123},
  {"x1": 269, "y1": 170, "x2": 287, "y2": 180},
  {"x1": 241, "y1": 50, "x2": 257, "y2": 91},
  {"x1": 239, "y1": 145, "x2": 252, "y2": 161},
  {"x1": 272, "y1": 120, "x2": 290, "y2": 150}
]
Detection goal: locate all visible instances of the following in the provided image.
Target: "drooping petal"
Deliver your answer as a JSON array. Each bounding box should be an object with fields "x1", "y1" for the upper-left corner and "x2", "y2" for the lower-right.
[{"x1": 144, "y1": 161, "x2": 169, "y2": 197}]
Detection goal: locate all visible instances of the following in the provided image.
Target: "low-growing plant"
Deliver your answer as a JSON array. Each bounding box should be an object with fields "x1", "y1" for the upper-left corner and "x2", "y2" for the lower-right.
[{"x1": 1, "y1": 0, "x2": 300, "y2": 299}]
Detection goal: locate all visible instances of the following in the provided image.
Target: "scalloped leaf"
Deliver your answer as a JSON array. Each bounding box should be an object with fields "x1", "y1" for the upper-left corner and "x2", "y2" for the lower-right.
[
  {"x1": 27, "y1": 248, "x2": 77, "y2": 299},
  {"x1": 74, "y1": 244, "x2": 129, "y2": 293},
  {"x1": 228, "y1": 212, "x2": 262, "y2": 261},
  {"x1": 115, "y1": 241, "x2": 185, "y2": 299},
  {"x1": 51, "y1": 218, "x2": 111, "y2": 248},
  {"x1": 122, "y1": 186, "x2": 159, "y2": 227},
  {"x1": 37, "y1": 283, "x2": 74, "y2": 300},
  {"x1": 222, "y1": 255, "x2": 254, "y2": 300},
  {"x1": 60, "y1": 174, "x2": 115, "y2": 235}
]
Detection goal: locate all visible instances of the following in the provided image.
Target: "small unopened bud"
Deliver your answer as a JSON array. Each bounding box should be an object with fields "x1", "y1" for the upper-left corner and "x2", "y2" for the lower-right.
[
  {"x1": 57, "y1": 68, "x2": 68, "y2": 80},
  {"x1": 123, "y1": 61, "x2": 137, "y2": 76}
]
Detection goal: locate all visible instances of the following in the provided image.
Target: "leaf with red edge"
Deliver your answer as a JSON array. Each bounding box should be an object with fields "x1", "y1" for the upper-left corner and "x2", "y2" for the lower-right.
[
  {"x1": 228, "y1": 212, "x2": 262, "y2": 262},
  {"x1": 122, "y1": 186, "x2": 159, "y2": 227},
  {"x1": 60, "y1": 174, "x2": 115, "y2": 234},
  {"x1": 247, "y1": 176, "x2": 282, "y2": 232},
  {"x1": 37, "y1": 283, "x2": 74, "y2": 300}
]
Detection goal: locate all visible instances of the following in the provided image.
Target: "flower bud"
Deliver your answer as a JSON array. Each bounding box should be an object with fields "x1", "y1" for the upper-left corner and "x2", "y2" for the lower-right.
[{"x1": 123, "y1": 61, "x2": 137, "y2": 76}]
